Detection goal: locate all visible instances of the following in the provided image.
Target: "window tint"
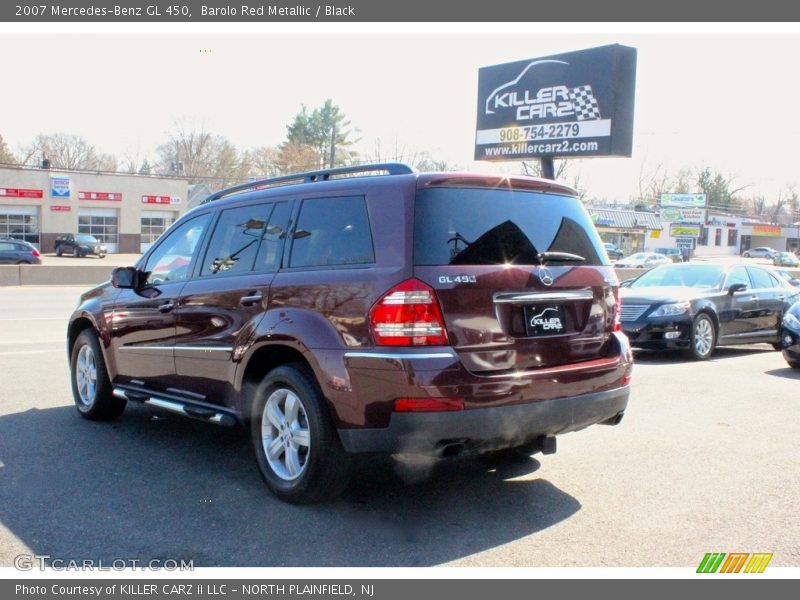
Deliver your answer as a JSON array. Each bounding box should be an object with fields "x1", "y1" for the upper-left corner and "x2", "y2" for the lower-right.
[
  {"x1": 201, "y1": 204, "x2": 273, "y2": 276},
  {"x1": 289, "y1": 196, "x2": 374, "y2": 268},
  {"x1": 748, "y1": 267, "x2": 775, "y2": 289},
  {"x1": 414, "y1": 187, "x2": 605, "y2": 266},
  {"x1": 144, "y1": 213, "x2": 211, "y2": 285},
  {"x1": 725, "y1": 266, "x2": 750, "y2": 288},
  {"x1": 256, "y1": 202, "x2": 291, "y2": 271}
]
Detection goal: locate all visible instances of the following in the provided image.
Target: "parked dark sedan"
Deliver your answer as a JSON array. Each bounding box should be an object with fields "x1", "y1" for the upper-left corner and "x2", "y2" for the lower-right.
[
  {"x1": 620, "y1": 263, "x2": 800, "y2": 360},
  {"x1": 55, "y1": 234, "x2": 107, "y2": 258},
  {"x1": 779, "y1": 300, "x2": 800, "y2": 368},
  {"x1": 0, "y1": 238, "x2": 42, "y2": 264}
]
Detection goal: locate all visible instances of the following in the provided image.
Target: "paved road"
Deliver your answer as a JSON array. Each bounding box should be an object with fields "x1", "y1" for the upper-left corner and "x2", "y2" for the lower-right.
[{"x1": 0, "y1": 286, "x2": 798, "y2": 568}]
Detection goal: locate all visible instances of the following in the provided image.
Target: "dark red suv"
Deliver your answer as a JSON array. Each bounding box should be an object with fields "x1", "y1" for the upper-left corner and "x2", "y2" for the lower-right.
[{"x1": 67, "y1": 164, "x2": 632, "y2": 503}]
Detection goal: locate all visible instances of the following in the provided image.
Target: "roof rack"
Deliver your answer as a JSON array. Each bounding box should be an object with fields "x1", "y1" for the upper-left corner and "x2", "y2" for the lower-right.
[{"x1": 201, "y1": 163, "x2": 414, "y2": 205}]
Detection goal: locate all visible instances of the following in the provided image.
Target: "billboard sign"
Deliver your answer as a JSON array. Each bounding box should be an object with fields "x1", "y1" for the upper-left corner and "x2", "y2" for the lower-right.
[
  {"x1": 142, "y1": 195, "x2": 181, "y2": 205},
  {"x1": 660, "y1": 193, "x2": 707, "y2": 208},
  {"x1": 0, "y1": 188, "x2": 43, "y2": 199},
  {"x1": 659, "y1": 207, "x2": 707, "y2": 224},
  {"x1": 752, "y1": 225, "x2": 782, "y2": 238},
  {"x1": 51, "y1": 176, "x2": 71, "y2": 198},
  {"x1": 670, "y1": 223, "x2": 702, "y2": 238},
  {"x1": 475, "y1": 44, "x2": 637, "y2": 160}
]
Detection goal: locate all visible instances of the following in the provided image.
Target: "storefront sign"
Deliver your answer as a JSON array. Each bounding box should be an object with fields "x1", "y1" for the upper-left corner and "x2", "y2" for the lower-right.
[
  {"x1": 0, "y1": 187, "x2": 43, "y2": 199},
  {"x1": 660, "y1": 193, "x2": 707, "y2": 208},
  {"x1": 79, "y1": 191, "x2": 122, "y2": 201},
  {"x1": 707, "y1": 217, "x2": 737, "y2": 227},
  {"x1": 670, "y1": 223, "x2": 701, "y2": 238},
  {"x1": 752, "y1": 225, "x2": 782, "y2": 237},
  {"x1": 675, "y1": 237, "x2": 696, "y2": 249},
  {"x1": 475, "y1": 44, "x2": 637, "y2": 160},
  {"x1": 50, "y1": 205, "x2": 71, "y2": 212},
  {"x1": 51, "y1": 176, "x2": 71, "y2": 198},
  {"x1": 659, "y1": 207, "x2": 706, "y2": 224},
  {"x1": 142, "y1": 195, "x2": 181, "y2": 205}
]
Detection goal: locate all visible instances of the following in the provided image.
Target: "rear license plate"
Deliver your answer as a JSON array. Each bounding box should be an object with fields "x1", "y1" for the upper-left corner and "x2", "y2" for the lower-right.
[{"x1": 524, "y1": 304, "x2": 566, "y2": 336}]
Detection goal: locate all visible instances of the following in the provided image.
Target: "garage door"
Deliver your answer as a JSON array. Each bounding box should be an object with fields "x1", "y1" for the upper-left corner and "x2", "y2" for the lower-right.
[
  {"x1": 78, "y1": 207, "x2": 119, "y2": 253},
  {"x1": 0, "y1": 205, "x2": 40, "y2": 248},
  {"x1": 140, "y1": 210, "x2": 177, "y2": 253}
]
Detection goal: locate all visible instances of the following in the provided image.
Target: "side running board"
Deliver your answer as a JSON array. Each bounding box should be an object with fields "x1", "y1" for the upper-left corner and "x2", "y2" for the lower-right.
[{"x1": 113, "y1": 388, "x2": 237, "y2": 426}]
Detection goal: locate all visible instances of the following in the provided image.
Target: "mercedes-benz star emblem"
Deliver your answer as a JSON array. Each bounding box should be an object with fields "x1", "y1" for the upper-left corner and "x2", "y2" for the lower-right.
[{"x1": 538, "y1": 267, "x2": 554, "y2": 286}]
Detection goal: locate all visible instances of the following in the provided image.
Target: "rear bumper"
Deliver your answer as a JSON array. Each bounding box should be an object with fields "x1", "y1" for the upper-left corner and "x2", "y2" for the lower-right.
[{"x1": 338, "y1": 385, "x2": 629, "y2": 455}]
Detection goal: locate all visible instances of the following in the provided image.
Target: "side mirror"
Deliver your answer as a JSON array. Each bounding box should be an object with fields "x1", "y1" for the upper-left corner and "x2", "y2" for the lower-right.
[
  {"x1": 111, "y1": 266, "x2": 138, "y2": 289},
  {"x1": 728, "y1": 282, "x2": 748, "y2": 295}
]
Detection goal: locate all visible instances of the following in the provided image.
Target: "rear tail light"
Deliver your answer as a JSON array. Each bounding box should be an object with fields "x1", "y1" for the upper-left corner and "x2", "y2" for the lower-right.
[
  {"x1": 612, "y1": 294, "x2": 621, "y2": 332},
  {"x1": 31, "y1": 248, "x2": 41, "y2": 257},
  {"x1": 394, "y1": 398, "x2": 464, "y2": 412},
  {"x1": 369, "y1": 278, "x2": 449, "y2": 346}
]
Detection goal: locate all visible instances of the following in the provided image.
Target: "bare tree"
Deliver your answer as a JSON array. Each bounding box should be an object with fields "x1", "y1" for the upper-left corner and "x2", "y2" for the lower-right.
[
  {"x1": 637, "y1": 161, "x2": 672, "y2": 206},
  {"x1": 0, "y1": 134, "x2": 16, "y2": 164},
  {"x1": 155, "y1": 122, "x2": 250, "y2": 187},
  {"x1": 20, "y1": 133, "x2": 117, "y2": 170}
]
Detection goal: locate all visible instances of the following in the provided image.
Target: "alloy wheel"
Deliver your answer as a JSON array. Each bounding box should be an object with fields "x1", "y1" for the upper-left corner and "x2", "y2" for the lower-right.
[
  {"x1": 261, "y1": 388, "x2": 311, "y2": 481},
  {"x1": 75, "y1": 344, "x2": 98, "y2": 407}
]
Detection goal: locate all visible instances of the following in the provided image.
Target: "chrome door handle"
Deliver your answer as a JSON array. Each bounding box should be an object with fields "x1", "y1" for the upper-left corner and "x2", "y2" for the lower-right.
[
  {"x1": 158, "y1": 301, "x2": 175, "y2": 313},
  {"x1": 240, "y1": 291, "x2": 264, "y2": 306}
]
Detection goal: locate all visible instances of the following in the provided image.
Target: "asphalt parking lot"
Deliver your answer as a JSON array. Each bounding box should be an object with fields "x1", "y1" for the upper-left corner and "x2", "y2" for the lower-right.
[{"x1": 0, "y1": 285, "x2": 798, "y2": 568}]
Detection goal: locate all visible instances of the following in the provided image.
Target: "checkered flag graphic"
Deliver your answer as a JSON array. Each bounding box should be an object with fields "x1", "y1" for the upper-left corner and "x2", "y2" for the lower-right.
[{"x1": 569, "y1": 85, "x2": 601, "y2": 121}]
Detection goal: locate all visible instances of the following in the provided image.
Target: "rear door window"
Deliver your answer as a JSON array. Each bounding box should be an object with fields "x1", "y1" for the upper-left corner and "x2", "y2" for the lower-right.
[
  {"x1": 201, "y1": 203, "x2": 273, "y2": 277},
  {"x1": 414, "y1": 187, "x2": 605, "y2": 266},
  {"x1": 747, "y1": 266, "x2": 776, "y2": 289},
  {"x1": 289, "y1": 196, "x2": 375, "y2": 268}
]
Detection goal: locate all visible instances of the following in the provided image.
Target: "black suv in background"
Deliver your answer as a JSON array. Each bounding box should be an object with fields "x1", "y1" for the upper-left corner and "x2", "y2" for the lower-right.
[
  {"x1": 67, "y1": 164, "x2": 632, "y2": 503},
  {"x1": 55, "y1": 234, "x2": 107, "y2": 258}
]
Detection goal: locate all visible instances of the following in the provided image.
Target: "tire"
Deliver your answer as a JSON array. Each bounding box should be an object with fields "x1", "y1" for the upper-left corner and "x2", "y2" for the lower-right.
[
  {"x1": 743, "y1": 252, "x2": 751, "y2": 258},
  {"x1": 686, "y1": 313, "x2": 716, "y2": 360},
  {"x1": 787, "y1": 361, "x2": 800, "y2": 369},
  {"x1": 250, "y1": 364, "x2": 350, "y2": 504},
  {"x1": 70, "y1": 329, "x2": 126, "y2": 420},
  {"x1": 55, "y1": 246, "x2": 62, "y2": 257},
  {"x1": 72, "y1": 247, "x2": 78, "y2": 258},
  {"x1": 772, "y1": 343, "x2": 783, "y2": 351}
]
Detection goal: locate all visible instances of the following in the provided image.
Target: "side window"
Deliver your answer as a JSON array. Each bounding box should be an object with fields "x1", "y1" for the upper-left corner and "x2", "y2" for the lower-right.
[
  {"x1": 0, "y1": 242, "x2": 14, "y2": 251},
  {"x1": 144, "y1": 213, "x2": 211, "y2": 285},
  {"x1": 256, "y1": 202, "x2": 291, "y2": 271},
  {"x1": 725, "y1": 266, "x2": 750, "y2": 288},
  {"x1": 201, "y1": 203, "x2": 272, "y2": 276},
  {"x1": 748, "y1": 267, "x2": 775, "y2": 289},
  {"x1": 289, "y1": 196, "x2": 374, "y2": 268}
]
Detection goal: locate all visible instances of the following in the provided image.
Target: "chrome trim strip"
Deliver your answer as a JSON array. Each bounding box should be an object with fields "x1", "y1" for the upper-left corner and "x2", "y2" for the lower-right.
[
  {"x1": 173, "y1": 346, "x2": 234, "y2": 352},
  {"x1": 119, "y1": 346, "x2": 173, "y2": 352},
  {"x1": 119, "y1": 346, "x2": 233, "y2": 352},
  {"x1": 494, "y1": 289, "x2": 594, "y2": 303},
  {"x1": 344, "y1": 351, "x2": 456, "y2": 360},
  {"x1": 112, "y1": 389, "x2": 127, "y2": 400}
]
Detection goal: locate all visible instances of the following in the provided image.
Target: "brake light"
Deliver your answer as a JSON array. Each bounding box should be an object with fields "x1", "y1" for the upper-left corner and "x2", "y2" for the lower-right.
[
  {"x1": 369, "y1": 278, "x2": 448, "y2": 346},
  {"x1": 613, "y1": 294, "x2": 621, "y2": 332},
  {"x1": 31, "y1": 248, "x2": 41, "y2": 257}
]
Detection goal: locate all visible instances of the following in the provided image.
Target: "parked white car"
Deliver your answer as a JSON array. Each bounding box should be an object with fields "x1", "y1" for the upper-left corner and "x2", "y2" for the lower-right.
[
  {"x1": 615, "y1": 252, "x2": 672, "y2": 269},
  {"x1": 743, "y1": 246, "x2": 778, "y2": 259}
]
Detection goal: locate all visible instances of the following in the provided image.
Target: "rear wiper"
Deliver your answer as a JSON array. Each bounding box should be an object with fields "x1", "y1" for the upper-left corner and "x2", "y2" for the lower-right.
[{"x1": 536, "y1": 251, "x2": 586, "y2": 263}]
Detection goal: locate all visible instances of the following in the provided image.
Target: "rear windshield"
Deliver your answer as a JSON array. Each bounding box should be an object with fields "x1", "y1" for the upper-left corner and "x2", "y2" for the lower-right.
[
  {"x1": 414, "y1": 187, "x2": 606, "y2": 266},
  {"x1": 630, "y1": 265, "x2": 724, "y2": 289}
]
